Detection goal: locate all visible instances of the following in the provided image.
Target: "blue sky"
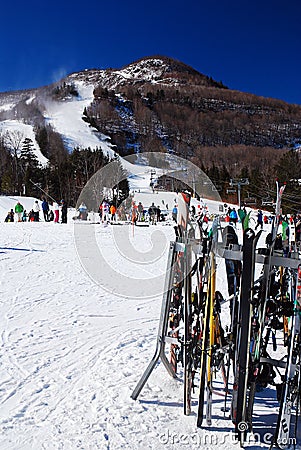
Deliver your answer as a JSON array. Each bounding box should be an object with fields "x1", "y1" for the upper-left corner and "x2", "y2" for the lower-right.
[{"x1": 1, "y1": 0, "x2": 300, "y2": 104}]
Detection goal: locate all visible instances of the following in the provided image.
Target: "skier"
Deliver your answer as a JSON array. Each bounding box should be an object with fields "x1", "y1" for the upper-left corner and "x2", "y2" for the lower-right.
[
  {"x1": 229, "y1": 208, "x2": 238, "y2": 224},
  {"x1": 98, "y1": 203, "x2": 103, "y2": 221},
  {"x1": 148, "y1": 203, "x2": 157, "y2": 224},
  {"x1": 131, "y1": 201, "x2": 138, "y2": 225},
  {"x1": 78, "y1": 202, "x2": 88, "y2": 220},
  {"x1": 156, "y1": 205, "x2": 161, "y2": 222},
  {"x1": 53, "y1": 202, "x2": 60, "y2": 223},
  {"x1": 61, "y1": 200, "x2": 67, "y2": 224},
  {"x1": 102, "y1": 201, "x2": 110, "y2": 223},
  {"x1": 137, "y1": 202, "x2": 144, "y2": 221},
  {"x1": 255, "y1": 209, "x2": 263, "y2": 230},
  {"x1": 110, "y1": 204, "x2": 116, "y2": 222},
  {"x1": 41, "y1": 198, "x2": 49, "y2": 222},
  {"x1": 33, "y1": 200, "x2": 40, "y2": 222},
  {"x1": 172, "y1": 205, "x2": 178, "y2": 222},
  {"x1": 4, "y1": 209, "x2": 14, "y2": 222},
  {"x1": 14, "y1": 201, "x2": 24, "y2": 222}
]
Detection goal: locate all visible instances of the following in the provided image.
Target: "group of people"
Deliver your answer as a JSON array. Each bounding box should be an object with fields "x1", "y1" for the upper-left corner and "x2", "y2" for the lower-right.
[
  {"x1": 96, "y1": 200, "x2": 170, "y2": 225},
  {"x1": 224, "y1": 205, "x2": 301, "y2": 245},
  {"x1": 4, "y1": 198, "x2": 68, "y2": 223},
  {"x1": 98, "y1": 201, "x2": 117, "y2": 222},
  {"x1": 147, "y1": 203, "x2": 163, "y2": 224},
  {"x1": 225, "y1": 206, "x2": 267, "y2": 230}
]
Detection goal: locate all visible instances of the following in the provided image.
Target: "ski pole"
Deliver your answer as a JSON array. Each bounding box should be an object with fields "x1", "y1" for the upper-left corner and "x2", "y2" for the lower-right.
[{"x1": 29, "y1": 179, "x2": 57, "y2": 204}]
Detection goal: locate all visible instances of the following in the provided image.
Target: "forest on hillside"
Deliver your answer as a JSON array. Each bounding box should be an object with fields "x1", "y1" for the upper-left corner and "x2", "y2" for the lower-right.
[
  {"x1": 0, "y1": 127, "x2": 129, "y2": 207},
  {"x1": 0, "y1": 125, "x2": 300, "y2": 213}
]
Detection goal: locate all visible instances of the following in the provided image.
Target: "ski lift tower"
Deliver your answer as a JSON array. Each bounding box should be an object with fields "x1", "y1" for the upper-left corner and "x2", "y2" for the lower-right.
[
  {"x1": 229, "y1": 178, "x2": 249, "y2": 208},
  {"x1": 150, "y1": 170, "x2": 156, "y2": 188}
]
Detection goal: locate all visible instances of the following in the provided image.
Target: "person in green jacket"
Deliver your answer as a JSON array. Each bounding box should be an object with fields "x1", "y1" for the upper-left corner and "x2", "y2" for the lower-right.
[{"x1": 15, "y1": 201, "x2": 24, "y2": 222}]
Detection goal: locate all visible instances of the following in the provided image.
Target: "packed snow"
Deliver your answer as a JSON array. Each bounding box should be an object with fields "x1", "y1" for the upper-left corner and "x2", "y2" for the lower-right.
[{"x1": 0, "y1": 189, "x2": 293, "y2": 450}]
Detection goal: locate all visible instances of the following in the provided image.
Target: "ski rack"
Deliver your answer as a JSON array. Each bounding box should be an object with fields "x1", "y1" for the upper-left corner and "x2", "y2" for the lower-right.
[
  {"x1": 131, "y1": 240, "x2": 301, "y2": 359},
  {"x1": 131, "y1": 237, "x2": 202, "y2": 400},
  {"x1": 131, "y1": 225, "x2": 301, "y2": 447},
  {"x1": 215, "y1": 242, "x2": 301, "y2": 270}
]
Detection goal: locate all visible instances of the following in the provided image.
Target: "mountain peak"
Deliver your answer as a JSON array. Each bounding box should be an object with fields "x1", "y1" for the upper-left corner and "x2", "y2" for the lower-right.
[
  {"x1": 122, "y1": 55, "x2": 203, "y2": 77},
  {"x1": 66, "y1": 55, "x2": 227, "y2": 90}
]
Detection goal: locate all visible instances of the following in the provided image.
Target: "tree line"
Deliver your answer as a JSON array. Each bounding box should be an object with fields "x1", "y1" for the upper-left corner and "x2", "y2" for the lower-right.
[{"x1": 0, "y1": 127, "x2": 129, "y2": 207}]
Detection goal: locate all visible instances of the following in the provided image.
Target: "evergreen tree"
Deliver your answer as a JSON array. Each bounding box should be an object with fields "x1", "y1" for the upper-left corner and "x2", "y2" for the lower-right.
[
  {"x1": 20, "y1": 138, "x2": 39, "y2": 169},
  {"x1": 19, "y1": 138, "x2": 41, "y2": 196}
]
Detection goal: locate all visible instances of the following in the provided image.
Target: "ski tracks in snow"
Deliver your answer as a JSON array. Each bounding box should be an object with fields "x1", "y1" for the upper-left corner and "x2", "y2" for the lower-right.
[
  {"x1": 0, "y1": 223, "x2": 184, "y2": 449},
  {"x1": 0, "y1": 222, "x2": 247, "y2": 450}
]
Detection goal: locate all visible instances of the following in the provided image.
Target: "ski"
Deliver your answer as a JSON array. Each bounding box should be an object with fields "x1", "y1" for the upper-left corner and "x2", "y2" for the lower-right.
[
  {"x1": 231, "y1": 228, "x2": 261, "y2": 445},
  {"x1": 175, "y1": 192, "x2": 194, "y2": 416},
  {"x1": 196, "y1": 256, "x2": 211, "y2": 427},
  {"x1": 273, "y1": 265, "x2": 301, "y2": 449},
  {"x1": 183, "y1": 243, "x2": 193, "y2": 415},
  {"x1": 169, "y1": 192, "x2": 191, "y2": 374},
  {"x1": 205, "y1": 251, "x2": 216, "y2": 425}
]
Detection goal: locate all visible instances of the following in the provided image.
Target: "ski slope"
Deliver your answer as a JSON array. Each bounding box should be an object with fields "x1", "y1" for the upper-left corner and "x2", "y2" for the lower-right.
[{"x1": 43, "y1": 82, "x2": 117, "y2": 159}]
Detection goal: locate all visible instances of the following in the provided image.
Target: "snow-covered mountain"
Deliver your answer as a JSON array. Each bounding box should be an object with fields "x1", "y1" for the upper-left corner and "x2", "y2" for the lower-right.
[
  {"x1": 0, "y1": 55, "x2": 300, "y2": 172},
  {"x1": 0, "y1": 56, "x2": 215, "y2": 162},
  {"x1": 66, "y1": 56, "x2": 217, "y2": 90}
]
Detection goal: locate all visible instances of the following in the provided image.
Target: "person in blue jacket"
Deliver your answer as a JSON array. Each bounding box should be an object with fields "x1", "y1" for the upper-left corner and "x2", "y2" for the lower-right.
[
  {"x1": 41, "y1": 198, "x2": 49, "y2": 221},
  {"x1": 255, "y1": 209, "x2": 263, "y2": 230},
  {"x1": 229, "y1": 208, "x2": 238, "y2": 224}
]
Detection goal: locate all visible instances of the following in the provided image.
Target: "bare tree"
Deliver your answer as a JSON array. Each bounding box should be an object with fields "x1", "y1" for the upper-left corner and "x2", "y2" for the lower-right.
[{"x1": 2, "y1": 130, "x2": 25, "y2": 193}]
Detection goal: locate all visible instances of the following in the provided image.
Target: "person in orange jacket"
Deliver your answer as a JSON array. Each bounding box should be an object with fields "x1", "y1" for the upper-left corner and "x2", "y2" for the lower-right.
[{"x1": 110, "y1": 204, "x2": 117, "y2": 222}]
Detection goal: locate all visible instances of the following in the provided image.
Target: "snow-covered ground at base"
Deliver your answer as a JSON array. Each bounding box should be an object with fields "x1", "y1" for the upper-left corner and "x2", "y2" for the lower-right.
[
  {"x1": 0, "y1": 194, "x2": 296, "y2": 450},
  {"x1": 0, "y1": 196, "x2": 42, "y2": 222},
  {"x1": 0, "y1": 196, "x2": 78, "y2": 224}
]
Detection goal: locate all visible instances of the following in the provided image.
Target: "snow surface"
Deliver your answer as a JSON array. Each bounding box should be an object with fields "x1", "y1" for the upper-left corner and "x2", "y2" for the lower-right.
[
  {"x1": 0, "y1": 196, "x2": 42, "y2": 222},
  {"x1": 0, "y1": 190, "x2": 293, "y2": 450},
  {"x1": 0, "y1": 103, "x2": 15, "y2": 112}
]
